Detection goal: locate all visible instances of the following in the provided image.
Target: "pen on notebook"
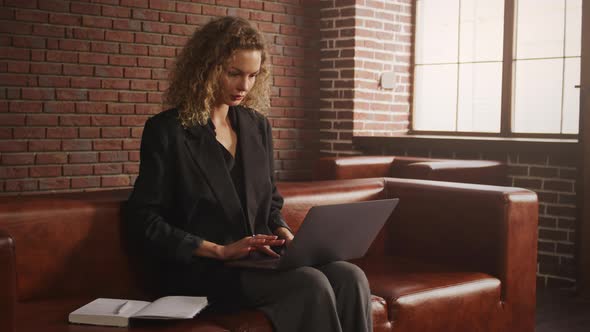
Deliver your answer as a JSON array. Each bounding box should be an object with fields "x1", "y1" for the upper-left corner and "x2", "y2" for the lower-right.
[{"x1": 114, "y1": 301, "x2": 131, "y2": 315}]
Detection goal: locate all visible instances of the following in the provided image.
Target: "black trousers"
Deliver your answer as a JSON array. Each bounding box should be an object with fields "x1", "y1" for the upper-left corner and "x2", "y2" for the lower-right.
[{"x1": 239, "y1": 261, "x2": 373, "y2": 332}]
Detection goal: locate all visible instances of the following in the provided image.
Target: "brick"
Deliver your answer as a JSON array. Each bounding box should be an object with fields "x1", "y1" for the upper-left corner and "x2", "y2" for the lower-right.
[
  {"x1": 142, "y1": 21, "x2": 170, "y2": 33},
  {"x1": 59, "y1": 40, "x2": 90, "y2": 52},
  {"x1": 71, "y1": 77, "x2": 101, "y2": 89},
  {"x1": 38, "y1": 0, "x2": 69, "y2": 12},
  {"x1": 539, "y1": 229, "x2": 568, "y2": 242},
  {"x1": 94, "y1": 140, "x2": 122, "y2": 150},
  {"x1": 12, "y1": 36, "x2": 46, "y2": 49},
  {"x1": 544, "y1": 180, "x2": 574, "y2": 192},
  {"x1": 0, "y1": 140, "x2": 27, "y2": 152},
  {"x1": 102, "y1": 79, "x2": 130, "y2": 90},
  {"x1": 202, "y1": 5, "x2": 227, "y2": 16},
  {"x1": 30, "y1": 63, "x2": 61, "y2": 75},
  {"x1": 148, "y1": 45, "x2": 176, "y2": 57},
  {"x1": 91, "y1": 41, "x2": 119, "y2": 53},
  {"x1": 63, "y1": 164, "x2": 93, "y2": 176},
  {"x1": 125, "y1": 68, "x2": 151, "y2": 79},
  {"x1": 124, "y1": 163, "x2": 139, "y2": 174},
  {"x1": 241, "y1": 0, "x2": 263, "y2": 10},
  {"x1": 82, "y1": 16, "x2": 113, "y2": 29},
  {"x1": 47, "y1": 127, "x2": 77, "y2": 139},
  {"x1": 5, "y1": 179, "x2": 38, "y2": 192},
  {"x1": 47, "y1": 50, "x2": 78, "y2": 63},
  {"x1": 134, "y1": 104, "x2": 159, "y2": 115},
  {"x1": 162, "y1": 35, "x2": 188, "y2": 47},
  {"x1": 69, "y1": 152, "x2": 98, "y2": 163},
  {"x1": 9, "y1": 101, "x2": 43, "y2": 113},
  {"x1": 121, "y1": 0, "x2": 149, "y2": 8},
  {"x1": 78, "y1": 53, "x2": 109, "y2": 65},
  {"x1": 102, "y1": 175, "x2": 131, "y2": 187},
  {"x1": 0, "y1": 128, "x2": 12, "y2": 139},
  {"x1": 0, "y1": 47, "x2": 30, "y2": 60},
  {"x1": 94, "y1": 163, "x2": 123, "y2": 175},
  {"x1": 56, "y1": 89, "x2": 88, "y2": 101},
  {"x1": 73, "y1": 28, "x2": 105, "y2": 40},
  {"x1": 96, "y1": 66, "x2": 124, "y2": 78},
  {"x1": 121, "y1": 44, "x2": 148, "y2": 55},
  {"x1": 1, "y1": 153, "x2": 35, "y2": 165},
  {"x1": 110, "y1": 55, "x2": 137, "y2": 66},
  {"x1": 123, "y1": 139, "x2": 141, "y2": 150},
  {"x1": 49, "y1": 13, "x2": 82, "y2": 26},
  {"x1": 62, "y1": 140, "x2": 92, "y2": 151},
  {"x1": 134, "y1": 33, "x2": 162, "y2": 45},
  {"x1": 170, "y1": 25, "x2": 195, "y2": 36},
  {"x1": 38, "y1": 76, "x2": 70, "y2": 88},
  {"x1": 0, "y1": 167, "x2": 28, "y2": 179},
  {"x1": 137, "y1": 57, "x2": 165, "y2": 68},
  {"x1": 99, "y1": 151, "x2": 128, "y2": 162},
  {"x1": 36, "y1": 153, "x2": 68, "y2": 164},
  {"x1": 79, "y1": 127, "x2": 100, "y2": 138},
  {"x1": 103, "y1": 6, "x2": 132, "y2": 18},
  {"x1": 176, "y1": 2, "x2": 201, "y2": 14},
  {"x1": 547, "y1": 206, "x2": 577, "y2": 218},
  {"x1": 29, "y1": 166, "x2": 61, "y2": 178},
  {"x1": 113, "y1": 19, "x2": 141, "y2": 31},
  {"x1": 60, "y1": 115, "x2": 91, "y2": 126},
  {"x1": 39, "y1": 178, "x2": 70, "y2": 190},
  {"x1": 76, "y1": 103, "x2": 107, "y2": 114},
  {"x1": 130, "y1": 127, "x2": 144, "y2": 138},
  {"x1": 13, "y1": 127, "x2": 45, "y2": 139},
  {"x1": 132, "y1": 9, "x2": 159, "y2": 21},
  {"x1": 26, "y1": 114, "x2": 58, "y2": 126},
  {"x1": 92, "y1": 115, "x2": 120, "y2": 126},
  {"x1": 108, "y1": 104, "x2": 135, "y2": 114},
  {"x1": 71, "y1": 2, "x2": 101, "y2": 15},
  {"x1": 131, "y1": 80, "x2": 158, "y2": 91},
  {"x1": 63, "y1": 64, "x2": 95, "y2": 76},
  {"x1": 102, "y1": 127, "x2": 130, "y2": 138},
  {"x1": 120, "y1": 91, "x2": 146, "y2": 102},
  {"x1": 71, "y1": 177, "x2": 101, "y2": 189},
  {"x1": 105, "y1": 31, "x2": 134, "y2": 43},
  {"x1": 28, "y1": 140, "x2": 60, "y2": 152}
]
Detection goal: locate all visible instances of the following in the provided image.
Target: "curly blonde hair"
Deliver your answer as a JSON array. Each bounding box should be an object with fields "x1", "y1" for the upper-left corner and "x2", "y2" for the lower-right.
[{"x1": 165, "y1": 16, "x2": 271, "y2": 127}]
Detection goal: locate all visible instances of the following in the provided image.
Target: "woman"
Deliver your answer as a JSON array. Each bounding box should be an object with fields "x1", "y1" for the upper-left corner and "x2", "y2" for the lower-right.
[{"x1": 126, "y1": 16, "x2": 372, "y2": 332}]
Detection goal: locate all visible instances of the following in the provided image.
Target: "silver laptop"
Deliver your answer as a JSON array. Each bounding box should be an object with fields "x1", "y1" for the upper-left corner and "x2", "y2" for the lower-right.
[{"x1": 226, "y1": 199, "x2": 399, "y2": 270}]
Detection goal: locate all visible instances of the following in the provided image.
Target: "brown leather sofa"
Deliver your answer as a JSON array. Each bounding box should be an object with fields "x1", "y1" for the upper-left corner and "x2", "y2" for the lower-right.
[
  {"x1": 0, "y1": 177, "x2": 537, "y2": 332},
  {"x1": 313, "y1": 156, "x2": 507, "y2": 185}
]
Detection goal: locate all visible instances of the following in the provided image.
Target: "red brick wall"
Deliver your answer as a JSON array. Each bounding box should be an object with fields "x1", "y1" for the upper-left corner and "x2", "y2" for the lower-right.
[
  {"x1": 318, "y1": 0, "x2": 412, "y2": 155},
  {"x1": 0, "y1": 0, "x2": 320, "y2": 193}
]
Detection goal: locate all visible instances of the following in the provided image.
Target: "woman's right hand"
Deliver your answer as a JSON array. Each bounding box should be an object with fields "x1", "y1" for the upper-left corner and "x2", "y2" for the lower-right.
[{"x1": 220, "y1": 235, "x2": 285, "y2": 261}]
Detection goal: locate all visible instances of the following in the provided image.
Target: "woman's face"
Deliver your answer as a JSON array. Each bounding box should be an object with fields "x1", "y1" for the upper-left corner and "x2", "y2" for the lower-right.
[{"x1": 218, "y1": 49, "x2": 262, "y2": 107}]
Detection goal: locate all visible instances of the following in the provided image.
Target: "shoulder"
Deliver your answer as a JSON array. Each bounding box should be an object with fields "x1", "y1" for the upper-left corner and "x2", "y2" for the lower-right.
[
  {"x1": 146, "y1": 108, "x2": 181, "y2": 129},
  {"x1": 236, "y1": 105, "x2": 270, "y2": 130}
]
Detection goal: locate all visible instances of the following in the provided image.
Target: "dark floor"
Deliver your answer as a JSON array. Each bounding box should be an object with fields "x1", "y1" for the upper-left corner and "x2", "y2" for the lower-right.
[{"x1": 536, "y1": 288, "x2": 590, "y2": 332}]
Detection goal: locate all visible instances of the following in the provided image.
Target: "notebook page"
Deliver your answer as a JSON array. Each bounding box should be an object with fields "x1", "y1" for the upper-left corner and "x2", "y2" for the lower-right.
[{"x1": 132, "y1": 296, "x2": 208, "y2": 319}]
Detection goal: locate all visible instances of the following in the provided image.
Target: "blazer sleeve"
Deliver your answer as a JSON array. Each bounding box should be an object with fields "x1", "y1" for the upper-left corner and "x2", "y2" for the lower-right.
[
  {"x1": 125, "y1": 117, "x2": 203, "y2": 265},
  {"x1": 263, "y1": 117, "x2": 292, "y2": 232}
]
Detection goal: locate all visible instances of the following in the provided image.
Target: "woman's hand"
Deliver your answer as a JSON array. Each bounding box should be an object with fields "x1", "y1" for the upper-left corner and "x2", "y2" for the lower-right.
[
  {"x1": 273, "y1": 227, "x2": 294, "y2": 247},
  {"x1": 220, "y1": 235, "x2": 285, "y2": 260}
]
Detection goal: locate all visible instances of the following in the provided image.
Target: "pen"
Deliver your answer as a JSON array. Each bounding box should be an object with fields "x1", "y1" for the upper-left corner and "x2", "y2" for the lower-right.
[{"x1": 114, "y1": 301, "x2": 131, "y2": 315}]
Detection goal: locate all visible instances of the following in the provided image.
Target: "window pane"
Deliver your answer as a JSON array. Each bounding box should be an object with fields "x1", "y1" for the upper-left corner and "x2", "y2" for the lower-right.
[
  {"x1": 562, "y1": 57, "x2": 580, "y2": 133},
  {"x1": 413, "y1": 64, "x2": 458, "y2": 131},
  {"x1": 565, "y1": 0, "x2": 582, "y2": 57},
  {"x1": 459, "y1": 0, "x2": 504, "y2": 62},
  {"x1": 515, "y1": 0, "x2": 565, "y2": 59},
  {"x1": 457, "y1": 63, "x2": 502, "y2": 132},
  {"x1": 415, "y1": 0, "x2": 459, "y2": 64},
  {"x1": 513, "y1": 59, "x2": 563, "y2": 133}
]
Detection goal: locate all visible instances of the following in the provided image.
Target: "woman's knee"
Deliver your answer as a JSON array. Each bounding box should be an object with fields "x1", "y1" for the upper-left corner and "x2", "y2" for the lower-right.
[
  {"x1": 322, "y1": 261, "x2": 370, "y2": 291},
  {"x1": 289, "y1": 266, "x2": 334, "y2": 294}
]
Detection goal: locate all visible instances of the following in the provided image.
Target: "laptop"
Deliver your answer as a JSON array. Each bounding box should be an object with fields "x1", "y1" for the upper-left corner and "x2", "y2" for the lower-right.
[{"x1": 226, "y1": 198, "x2": 399, "y2": 270}]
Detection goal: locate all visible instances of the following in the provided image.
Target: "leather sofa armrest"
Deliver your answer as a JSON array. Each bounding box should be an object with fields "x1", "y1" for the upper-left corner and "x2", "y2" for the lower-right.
[
  {"x1": 312, "y1": 156, "x2": 395, "y2": 180},
  {"x1": 0, "y1": 230, "x2": 16, "y2": 332},
  {"x1": 383, "y1": 178, "x2": 537, "y2": 331},
  {"x1": 400, "y1": 160, "x2": 507, "y2": 185}
]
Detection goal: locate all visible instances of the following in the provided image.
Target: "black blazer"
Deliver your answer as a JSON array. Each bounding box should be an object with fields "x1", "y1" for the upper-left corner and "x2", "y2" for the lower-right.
[{"x1": 125, "y1": 107, "x2": 290, "y2": 272}]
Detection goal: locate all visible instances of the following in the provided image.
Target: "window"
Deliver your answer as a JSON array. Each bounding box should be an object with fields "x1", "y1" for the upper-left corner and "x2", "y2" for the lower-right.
[{"x1": 412, "y1": 0, "x2": 583, "y2": 137}]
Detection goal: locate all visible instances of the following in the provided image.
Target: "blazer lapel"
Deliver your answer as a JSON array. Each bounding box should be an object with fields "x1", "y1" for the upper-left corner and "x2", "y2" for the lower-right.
[
  {"x1": 184, "y1": 124, "x2": 249, "y2": 236},
  {"x1": 236, "y1": 109, "x2": 268, "y2": 234}
]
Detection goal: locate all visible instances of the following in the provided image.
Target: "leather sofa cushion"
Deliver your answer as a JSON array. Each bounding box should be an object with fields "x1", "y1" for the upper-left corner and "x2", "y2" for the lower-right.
[
  {"x1": 354, "y1": 256, "x2": 502, "y2": 332},
  {"x1": 15, "y1": 295, "x2": 389, "y2": 332}
]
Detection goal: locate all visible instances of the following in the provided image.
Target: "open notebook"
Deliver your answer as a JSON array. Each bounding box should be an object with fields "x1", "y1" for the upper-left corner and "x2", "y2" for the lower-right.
[{"x1": 68, "y1": 296, "x2": 208, "y2": 327}]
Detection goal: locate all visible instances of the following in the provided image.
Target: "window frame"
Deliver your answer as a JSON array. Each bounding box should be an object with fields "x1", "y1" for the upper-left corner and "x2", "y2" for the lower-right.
[{"x1": 410, "y1": 0, "x2": 583, "y2": 139}]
